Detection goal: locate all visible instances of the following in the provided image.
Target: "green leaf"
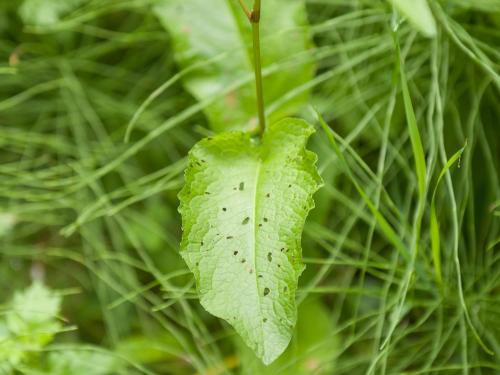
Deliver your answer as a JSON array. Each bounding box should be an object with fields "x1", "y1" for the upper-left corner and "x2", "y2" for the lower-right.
[
  {"x1": 7, "y1": 282, "x2": 62, "y2": 348},
  {"x1": 19, "y1": 0, "x2": 87, "y2": 27},
  {"x1": 0, "y1": 282, "x2": 62, "y2": 368},
  {"x1": 390, "y1": 0, "x2": 437, "y2": 37},
  {"x1": 397, "y1": 41, "x2": 427, "y2": 200},
  {"x1": 430, "y1": 142, "x2": 467, "y2": 285},
  {"x1": 178, "y1": 118, "x2": 322, "y2": 364},
  {"x1": 154, "y1": 0, "x2": 315, "y2": 132},
  {"x1": 0, "y1": 321, "x2": 18, "y2": 367}
]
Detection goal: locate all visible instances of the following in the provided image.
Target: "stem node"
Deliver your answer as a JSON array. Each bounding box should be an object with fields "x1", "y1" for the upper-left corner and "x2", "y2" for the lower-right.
[{"x1": 250, "y1": 10, "x2": 260, "y2": 23}]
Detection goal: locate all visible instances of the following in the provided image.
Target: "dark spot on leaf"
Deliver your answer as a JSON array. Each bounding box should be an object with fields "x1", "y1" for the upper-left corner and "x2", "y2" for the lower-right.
[
  {"x1": 267, "y1": 252, "x2": 272, "y2": 262},
  {"x1": 241, "y1": 259, "x2": 246, "y2": 263},
  {"x1": 195, "y1": 262, "x2": 199, "y2": 266},
  {"x1": 258, "y1": 223, "x2": 262, "y2": 227},
  {"x1": 227, "y1": 236, "x2": 233, "y2": 239},
  {"x1": 201, "y1": 159, "x2": 206, "y2": 162},
  {"x1": 222, "y1": 207, "x2": 227, "y2": 211},
  {"x1": 288, "y1": 184, "x2": 292, "y2": 188},
  {"x1": 263, "y1": 318, "x2": 267, "y2": 323},
  {"x1": 242, "y1": 217, "x2": 250, "y2": 225},
  {"x1": 278, "y1": 264, "x2": 281, "y2": 268},
  {"x1": 258, "y1": 274, "x2": 263, "y2": 278},
  {"x1": 263, "y1": 287, "x2": 270, "y2": 296},
  {"x1": 239, "y1": 182, "x2": 245, "y2": 191},
  {"x1": 233, "y1": 251, "x2": 238, "y2": 256},
  {"x1": 284, "y1": 286, "x2": 288, "y2": 292},
  {"x1": 280, "y1": 248, "x2": 284, "y2": 252},
  {"x1": 263, "y1": 217, "x2": 268, "y2": 222},
  {"x1": 201, "y1": 241, "x2": 204, "y2": 245}
]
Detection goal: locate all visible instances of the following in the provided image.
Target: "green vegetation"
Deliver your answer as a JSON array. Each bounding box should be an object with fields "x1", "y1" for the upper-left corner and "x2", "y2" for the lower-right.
[
  {"x1": 0, "y1": 0, "x2": 499, "y2": 374},
  {"x1": 178, "y1": 118, "x2": 323, "y2": 364}
]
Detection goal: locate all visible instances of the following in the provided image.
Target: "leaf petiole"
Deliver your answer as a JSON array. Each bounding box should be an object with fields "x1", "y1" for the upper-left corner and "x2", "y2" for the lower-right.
[{"x1": 238, "y1": 0, "x2": 266, "y2": 136}]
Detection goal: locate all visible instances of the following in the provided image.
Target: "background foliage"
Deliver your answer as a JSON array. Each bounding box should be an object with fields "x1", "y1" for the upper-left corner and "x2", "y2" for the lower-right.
[{"x1": 0, "y1": 0, "x2": 499, "y2": 374}]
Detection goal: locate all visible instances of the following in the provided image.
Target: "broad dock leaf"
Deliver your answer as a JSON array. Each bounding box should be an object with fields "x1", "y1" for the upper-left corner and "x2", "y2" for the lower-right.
[
  {"x1": 154, "y1": 0, "x2": 315, "y2": 132},
  {"x1": 178, "y1": 118, "x2": 322, "y2": 364}
]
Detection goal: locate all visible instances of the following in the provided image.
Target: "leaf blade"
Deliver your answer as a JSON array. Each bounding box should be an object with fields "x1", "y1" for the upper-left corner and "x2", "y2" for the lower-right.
[
  {"x1": 430, "y1": 142, "x2": 467, "y2": 286},
  {"x1": 390, "y1": 0, "x2": 437, "y2": 37},
  {"x1": 178, "y1": 118, "x2": 322, "y2": 364}
]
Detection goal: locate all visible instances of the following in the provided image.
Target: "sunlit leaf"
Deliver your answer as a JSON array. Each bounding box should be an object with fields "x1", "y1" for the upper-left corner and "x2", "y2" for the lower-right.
[
  {"x1": 390, "y1": 0, "x2": 437, "y2": 37},
  {"x1": 7, "y1": 281, "x2": 62, "y2": 348},
  {"x1": 178, "y1": 118, "x2": 322, "y2": 364},
  {"x1": 0, "y1": 283, "x2": 62, "y2": 368}
]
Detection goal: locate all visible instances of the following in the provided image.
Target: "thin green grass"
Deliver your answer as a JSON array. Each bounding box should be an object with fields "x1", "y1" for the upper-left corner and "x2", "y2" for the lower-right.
[{"x1": 0, "y1": 0, "x2": 499, "y2": 374}]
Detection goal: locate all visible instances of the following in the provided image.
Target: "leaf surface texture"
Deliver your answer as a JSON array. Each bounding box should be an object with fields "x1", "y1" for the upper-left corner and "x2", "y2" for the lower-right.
[{"x1": 178, "y1": 118, "x2": 322, "y2": 364}]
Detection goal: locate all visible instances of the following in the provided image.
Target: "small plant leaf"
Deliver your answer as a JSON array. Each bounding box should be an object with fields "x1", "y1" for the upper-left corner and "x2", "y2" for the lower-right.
[
  {"x1": 154, "y1": 0, "x2": 315, "y2": 132},
  {"x1": 7, "y1": 281, "x2": 62, "y2": 347},
  {"x1": 178, "y1": 118, "x2": 322, "y2": 364},
  {"x1": 0, "y1": 282, "x2": 62, "y2": 367},
  {"x1": 390, "y1": 0, "x2": 437, "y2": 37}
]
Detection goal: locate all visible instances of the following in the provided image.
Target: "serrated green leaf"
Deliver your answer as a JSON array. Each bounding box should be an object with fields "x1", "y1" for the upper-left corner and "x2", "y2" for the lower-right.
[
  {"x1": 154, "y1": 0, "x2": 315, "y2": 132},
  {"x1": 7, "y1": 281, "x2": 62, "y2": 348},
  {"x1": 178, "y1": 118, "x2": 322, "y2": 364},
  {"x1": 390, "y1": 0, "x2": 437, "y2": 37},
  {"x1": 0, "y1": 282, "x2": 62, "y2": 368}
]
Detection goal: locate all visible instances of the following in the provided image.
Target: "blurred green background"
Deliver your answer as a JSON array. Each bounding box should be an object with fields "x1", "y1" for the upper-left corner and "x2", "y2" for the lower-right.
[{"x1": 0, "y1": 0, "x2": 499, "y2": 374}]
